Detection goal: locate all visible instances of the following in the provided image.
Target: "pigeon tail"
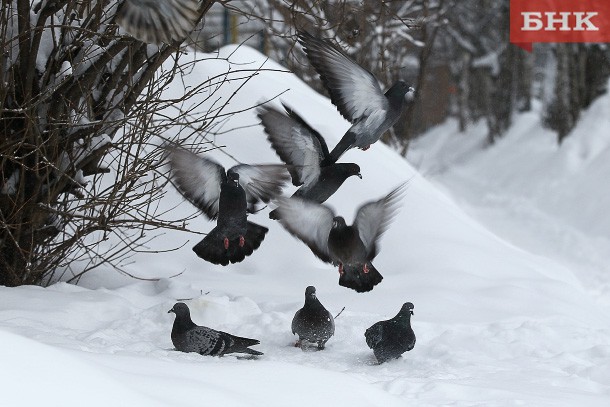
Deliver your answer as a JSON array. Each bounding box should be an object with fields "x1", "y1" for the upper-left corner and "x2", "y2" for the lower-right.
[
  {"x1": 228, "y1": 335, "x2": 264, "y2": 356},
  {"x1": 268, "y1": 208, "x2": 280, "y2": 220},
  {"x1": 326, "y1": 132, "x2": 357, "y2": 165},
  {"x1": 193, "y1": 222, "x2": 268, "y2": 265},
  {"x1": 339, "y1": 262, "x2": 383, "y2": 293}
]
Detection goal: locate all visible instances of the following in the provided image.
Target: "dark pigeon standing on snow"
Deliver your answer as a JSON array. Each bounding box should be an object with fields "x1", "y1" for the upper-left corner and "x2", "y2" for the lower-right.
[
  {"x1": 257, "y1": 103, "x2": 361, "y2": 219},
  {"x1": 116, "y1": 0, "x2": 200, "y2": 44},
  {"x1": 292, "y1": 286, "x2": 335, "y2": 350},
  {"x1": 297, "y1": 31, "x2": 414, "y2": 164},
  {"x1": 168, "y1": 302, "x2": 263, "y2": 356},
  {"x1": 365, "y1": 302, "x2": 416, "y2": 364},
  {"x1": 274, "y1": 184, "x2": 406, "y2": 292},
  {"x1": 167, "y1": 147, "x2": 290, "y2": 265}
]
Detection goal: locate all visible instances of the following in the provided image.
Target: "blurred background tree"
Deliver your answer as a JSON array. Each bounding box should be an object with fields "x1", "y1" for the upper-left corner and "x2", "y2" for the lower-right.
[{"x1": 200, "y1": 0, "x2": 610, "y2": 147}]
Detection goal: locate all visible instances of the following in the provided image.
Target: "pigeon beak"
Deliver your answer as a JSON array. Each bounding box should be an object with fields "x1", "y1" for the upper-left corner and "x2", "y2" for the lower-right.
[
  {"x1": 410, "y1": 310, "x2": 414, "y2": 315},
  {"x1": 168, "y1": 308, "x2": 174, "y2": 314},
  {"x1": 357, "y1": 173, "x2": 362, "y2": 179}
]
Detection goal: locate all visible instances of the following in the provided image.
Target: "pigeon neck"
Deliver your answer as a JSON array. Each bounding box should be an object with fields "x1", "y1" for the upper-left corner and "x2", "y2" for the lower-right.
[
  {"x1": 385, "y1": 84, "x2": 408, "y2": 111},
  {"x1": 174, "y1": 314, "x2": 197, "y2": 332},
  {"x1": 394, "y1": 311, "x2": 411, "y2": 325},
  {"x1": 305, "y1": 296, "x2": 324, "y2": 310}
]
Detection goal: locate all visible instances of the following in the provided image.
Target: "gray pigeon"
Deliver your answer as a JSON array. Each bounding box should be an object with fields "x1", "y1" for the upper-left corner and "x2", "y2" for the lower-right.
[
  {"x1": 167, "y1": 146, "x2": 290, "y2": 265},
  {"x1": 292, "y1": 286, "x2": 335, "y2": 350},
  {"x1": 274, "y1": 184, "x2": 406, "y2": 292},
  {"x1": 116, "y1": 0, "x2": 200, "y2": 44},
  {"x1": 365, "y1": 302, "x2": 415, "y2": 364},
  {"x1": 297, "y1": 31, "x2": 414, "y2": 164},
  {"x1": 257, "y1": 103, "x2": 361, "y2": 219},
  {"x1": 168, "y1": 302, "x2": 263, "y2": 356}
]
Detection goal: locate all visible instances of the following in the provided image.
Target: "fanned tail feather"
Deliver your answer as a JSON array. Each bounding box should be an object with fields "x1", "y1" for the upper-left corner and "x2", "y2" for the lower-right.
[
  {"x1": 192, "y1": 222, "x2": 268, "y2": 265},
  {"x1": 268, "y1": 208, "x2": 280, "y2": 220},
  {"x1": 339, "y1": 262, "x2": 383, "y2": 293}
]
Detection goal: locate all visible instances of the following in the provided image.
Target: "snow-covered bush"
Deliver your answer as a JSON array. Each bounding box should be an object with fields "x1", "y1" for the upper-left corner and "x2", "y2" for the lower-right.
[{"x1": 0, "y1": 0, "x2": 217, "y2": 286}]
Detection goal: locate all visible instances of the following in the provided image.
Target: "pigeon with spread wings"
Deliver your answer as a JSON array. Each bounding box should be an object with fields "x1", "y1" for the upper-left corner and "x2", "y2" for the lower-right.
[
  {"x1": 167, "y1": 147, "x2": 290, "y2": 265},
  {"x1": 116, "y1": 0, "x2": 200, "y2": 44},
  {"x1": 257, "y1": 103, "x2": 361, "y2": 219},
  {"x1": 274, "y1": 184, "x2": 406, "y2": 292},
  {"x1": 297, "y1": 31, "x2": 414, "y2": 164}
]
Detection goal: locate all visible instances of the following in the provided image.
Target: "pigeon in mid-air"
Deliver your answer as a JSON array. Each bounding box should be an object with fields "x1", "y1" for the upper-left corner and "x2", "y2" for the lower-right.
[
  {"x1": 257, "y1": 103, "x2": 361, "y2": 219},
  {"x1": 167, "y1": 146, "x2": 290, "y2": 265},
  {"x1": 168, "y1": 302, "x2": 263, "y2": 356},
  {"x1": 297, "y1": 31, "x2": 414, "y2": 164},
  {"x1": 116, "y1": 0, "x2": 200, "y2": 44},
  {"x1": 365, "y1": 302, "x2": 415, "y2": 364},
  {"x1": 291, "y1": 286, "x2": 335, "y2": 349},
  {"x1": 274, "y1": 184, "x2": 406, "y2": 292}
]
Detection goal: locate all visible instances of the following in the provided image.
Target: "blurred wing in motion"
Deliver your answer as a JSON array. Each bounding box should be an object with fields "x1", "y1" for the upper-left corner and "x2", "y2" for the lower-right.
[
  {"x1": 167, "y1": 147, "x2": 225, "y2": 220},
  {"x1": 116, "y1": 0, "x2": 200, "y2": 44},
  {"x1": 354, "y1": 183, "x2": 407, "y2": 259},
  {"x1": 297, "y1": 31, "x2": 388, "y2": 124},
  {"x1": 230, "y1": 164, "x2": 291, "y2": 205},
  {"x1": 274, "y1": 197, "x2": 335, "y2": 263}
]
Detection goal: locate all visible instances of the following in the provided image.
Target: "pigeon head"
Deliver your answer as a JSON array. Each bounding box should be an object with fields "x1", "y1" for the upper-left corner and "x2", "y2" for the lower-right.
[
  {"x1": 305, "y1": 285, "x2": 317, "y2": 299},
  {"x1": 401, "y1": 302, "x2": 414, "y2": 316},
  {"x1": 386, "y1": 81, "x2": 415, "y2": 103},
  {"x1": 331, "y1": 217, "x2": 347, "y2": 231},
  {"x1": 336, "y1": 163, "x2": 362, "y2": 179},
  {"x1": 168, "y1": 302, "x2": 190, "y2": 317},
  {"x1": 227, "y1": 171, "x2": 240, "y2": 187}
]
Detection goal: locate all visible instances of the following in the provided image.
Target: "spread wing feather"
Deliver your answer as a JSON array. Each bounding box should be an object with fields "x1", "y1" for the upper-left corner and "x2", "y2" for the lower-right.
[
  {"x1": 354, "y1": 183, "x2": 407, "y2": 259},
  {"x1": 116, "y1": 0, "x2": 200, "y2": 44},
  {"x1": 274, "y1": 197, "x2": 335, "y2": 263},
  {"x1": 167, "y1": 147, "x2": 225, "y2": 220},
  {"x1": 258, "y1": 104, "x2": 327, "y2": 188},
  {"x1": 298, "y1": 31, "x2": 388, "y2": 124},
  {"x1": 229, "y1": 164, "x2": 290, "y2": 204}
]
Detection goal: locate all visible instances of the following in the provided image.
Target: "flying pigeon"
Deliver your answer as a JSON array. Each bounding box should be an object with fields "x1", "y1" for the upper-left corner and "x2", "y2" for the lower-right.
[
  {"x1": 365, "y1": 302, "x2": 416, "y2": 364},
  {"x1": 291, "y1": 286, "x2": 335, "y2": 350},
  {"x1": 297, "y1": 31, "x2": 414, "y2": 164},
  {"x1": 257, "y1": 103, "x2": 361, "y2": 219},
  {"x1": 116, "y1": 0, "x2": 200, "y2": 44},
  {"x1": 274, "y1": 183, "x2": 406, "y2": 292},
  {"x1": 167, "y1": 146, "x2": 290, "y2": 265},
  {"x1": 168, "y1": 302, "x2": 263, "y2": 356}
]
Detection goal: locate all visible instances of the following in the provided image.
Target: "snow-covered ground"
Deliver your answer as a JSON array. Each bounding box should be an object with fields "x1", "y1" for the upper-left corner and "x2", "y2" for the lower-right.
[{"x1": 1, "y1": 46, "x2": 610, "y2": 406}]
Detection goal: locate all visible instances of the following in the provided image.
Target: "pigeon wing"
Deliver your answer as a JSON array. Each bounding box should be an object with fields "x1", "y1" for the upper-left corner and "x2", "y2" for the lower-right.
[
  {"x1": 167, "y1": 147, "x2": 225, "y2": 220},
  {"x1": 229, "y1": 164, "x2": 290, "y2": 204},
  {"x1": 364, "y1": 322, "x2": 384, "y2": 349},
  {"x1": 354, "y1": 183, "x2": 407, "y2": 260},
  {"x1": 298, "y1": 31, "x2": 389, "y2": 123},
  {"x1": 116, "y1": 0, "x2": 200, "y2": 44},
  {"x1": 281, "y1": 103, "x2": 331, "y2": 159},
  {"x1": 258, "y1": 104, "x2": 326, "y2": 188},
  {"x1": 291, "y1": 309, "x2": 302, "y2": 335},
  {"x1": 185, "y1": 327, "x2": 220, "y2": 355},
  {"x1": 274, "y1": 197, "x2": 335, "y2": 263}
]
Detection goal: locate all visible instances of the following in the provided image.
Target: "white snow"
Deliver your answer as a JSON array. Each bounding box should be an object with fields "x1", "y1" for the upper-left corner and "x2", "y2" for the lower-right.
[{"x1": 1, "y1": 45, "x2": 610, "y2": 406}]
